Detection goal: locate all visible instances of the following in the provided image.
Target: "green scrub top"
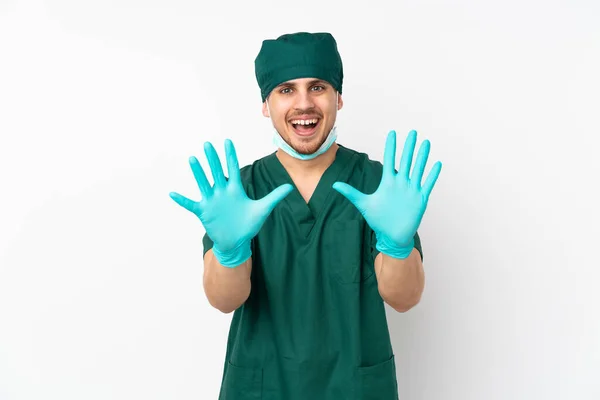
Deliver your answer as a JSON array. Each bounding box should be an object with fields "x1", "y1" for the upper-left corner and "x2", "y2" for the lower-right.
[{"x1": 203, "y1": 144, "x2": 422, "y2": 400}]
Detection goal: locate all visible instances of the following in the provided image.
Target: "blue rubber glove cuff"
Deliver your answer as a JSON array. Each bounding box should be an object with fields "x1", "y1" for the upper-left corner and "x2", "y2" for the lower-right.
[
  {"x1": 212, "y1": 240, "x2": 252, "y2": 268},
  {"x1": 376, "y1": 235, "x2": 415, "y2": 260}
]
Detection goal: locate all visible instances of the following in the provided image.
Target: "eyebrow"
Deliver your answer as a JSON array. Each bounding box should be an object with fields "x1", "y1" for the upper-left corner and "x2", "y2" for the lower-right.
[{"x1": 276, "y1": 79, "x2": 329, "y2": 89}]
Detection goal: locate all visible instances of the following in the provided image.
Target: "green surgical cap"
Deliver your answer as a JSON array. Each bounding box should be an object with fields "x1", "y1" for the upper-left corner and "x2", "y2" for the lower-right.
[{"x1": 254, "y1": 32, "x2": 343, "y2": 102}]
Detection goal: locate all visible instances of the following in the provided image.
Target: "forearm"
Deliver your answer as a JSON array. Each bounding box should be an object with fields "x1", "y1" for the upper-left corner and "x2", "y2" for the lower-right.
[
  {"x1": 375, "y1": 248, "x2": 424, "y2": 312},
  {"x1": 203, "y1": 249, "x2": 252, "y2": 313}
]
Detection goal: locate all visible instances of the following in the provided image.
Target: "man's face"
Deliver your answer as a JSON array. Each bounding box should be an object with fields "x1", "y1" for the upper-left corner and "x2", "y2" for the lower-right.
[{"x1": 262, "y1": 77, "x2": 343, "y2": 155}]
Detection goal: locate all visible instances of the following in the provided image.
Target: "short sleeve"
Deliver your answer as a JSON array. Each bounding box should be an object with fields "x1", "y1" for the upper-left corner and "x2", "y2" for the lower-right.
[
  {"x1": 413, "y1": 231, "x2": 423, "y2": 261},
  {"x1": 202, "y1": 232, "x2": 214, "y2": 257}
]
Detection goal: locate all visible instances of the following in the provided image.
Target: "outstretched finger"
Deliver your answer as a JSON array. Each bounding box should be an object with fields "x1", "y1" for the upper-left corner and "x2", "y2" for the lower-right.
[
  {"x1": 411, "y1": 139, "x2": 430, "y2": 189},
  {"x1": 422, "y1": 161, "x2": 442, "y2": 200},
  {"x1": 383, "y1": 130, "x2": 397, "y2": 179},
  {"x1": 204, "y1": 142, "x2": 227, "y2": 188},
  {"x1": 257, "y1": 183, "x2": 294, "y2": 215},
  {"x1": 189, "y1": 156, "x2": 212, "y2": 199},
  {"x1": 398, "y1": 130, "x2": 417, "y2": 181},
  {"x1": 169, "y1": 191, "x2": 200, "y2": 214},
  {"x1": 332, "y1": 182, "x2": 367, "y2": 214},
  {"x1": 224, "y1": 139, "x2": 241, "y2": 185}
]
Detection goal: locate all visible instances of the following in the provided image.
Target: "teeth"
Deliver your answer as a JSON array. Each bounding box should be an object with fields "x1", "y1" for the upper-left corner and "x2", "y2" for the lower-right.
[{"x1": 291, "y1": 119, "x2": 318, "y2": 125}]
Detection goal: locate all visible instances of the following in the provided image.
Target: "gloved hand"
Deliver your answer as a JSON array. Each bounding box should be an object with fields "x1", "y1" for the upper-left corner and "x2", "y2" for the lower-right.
[
  {"x1": 170, "y1": 139, "x2": 293, "y2": 267},
  {"x1": 333, "y1": 130, "x2": 442, "y2": 259}
]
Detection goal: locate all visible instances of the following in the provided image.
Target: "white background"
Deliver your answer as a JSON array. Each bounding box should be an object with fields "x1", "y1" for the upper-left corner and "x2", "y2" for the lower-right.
[{"x1": 1, "y1": 0, "x2": 599, "y2": 399}]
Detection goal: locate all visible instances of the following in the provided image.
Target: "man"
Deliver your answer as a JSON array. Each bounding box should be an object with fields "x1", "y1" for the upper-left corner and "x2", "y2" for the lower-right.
[{"x1": 170, "y1": 32, "x2": 442, "y2": 400}]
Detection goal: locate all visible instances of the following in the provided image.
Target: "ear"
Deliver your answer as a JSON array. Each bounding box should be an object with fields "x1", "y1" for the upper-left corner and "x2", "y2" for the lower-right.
[
  {"x1": 337, "y1": 93, "x2": 344, "y2": 111},
  {"x1": 262, "y1": 101, "x2": 269, "y2": 118}
]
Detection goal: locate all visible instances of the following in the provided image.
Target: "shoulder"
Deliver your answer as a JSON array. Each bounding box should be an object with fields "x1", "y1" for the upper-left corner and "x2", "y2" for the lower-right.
[
  {"x1": 338, "y1": 144, "x2": 383, "y2": 193},
  {"x1": 339, "y1": 144, "x2": 383, "y2": 172},
  {"x1": 238, "y1": 151, "x2": 274, "y2": 180},
  {"x1": 236, "y1": 151, "x2": 277, "y2": 198}
]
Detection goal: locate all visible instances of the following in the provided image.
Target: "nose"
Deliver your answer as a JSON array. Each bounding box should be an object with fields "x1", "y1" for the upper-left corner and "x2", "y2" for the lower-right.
[{"x1": 294, "y1": 89, "x2": 315, "y2": 111}]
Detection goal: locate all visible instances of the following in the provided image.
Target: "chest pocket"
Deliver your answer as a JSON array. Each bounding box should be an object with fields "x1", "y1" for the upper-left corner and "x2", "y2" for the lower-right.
[{"x1": 326, "y1": 219, "x2": 374, "y2": 284}]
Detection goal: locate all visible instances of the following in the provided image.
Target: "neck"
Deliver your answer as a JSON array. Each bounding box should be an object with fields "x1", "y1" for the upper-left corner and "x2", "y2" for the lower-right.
[{"x1": 276, "y1": 142, "x2": 339, "y2": 176}]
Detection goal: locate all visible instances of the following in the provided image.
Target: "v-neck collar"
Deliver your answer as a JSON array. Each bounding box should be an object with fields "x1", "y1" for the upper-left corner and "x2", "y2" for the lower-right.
[{"x1": 265, "y1": 145, "x2": 355, "y2": 237}]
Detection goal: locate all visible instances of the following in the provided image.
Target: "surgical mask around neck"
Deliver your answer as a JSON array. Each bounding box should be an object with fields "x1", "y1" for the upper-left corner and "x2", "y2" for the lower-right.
[
  {"x1": 266, "y1": 92, "x2": 339, "y2": 160},
  {"x1": 272, "y1": 125, "x2": 337, "y2": 160}
]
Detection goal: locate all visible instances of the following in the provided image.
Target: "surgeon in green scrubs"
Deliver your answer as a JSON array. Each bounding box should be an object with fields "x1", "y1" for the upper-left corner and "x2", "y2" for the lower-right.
[{"x1": 170, "y1": 32, "x2": 442, "y2": 400}]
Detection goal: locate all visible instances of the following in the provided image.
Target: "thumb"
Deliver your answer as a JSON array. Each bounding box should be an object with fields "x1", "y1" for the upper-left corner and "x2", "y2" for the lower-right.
[
  {"x1": 169, "y1": 191, "x2": 199, "y2": 214},
  {"x1": 332, "y1": 182, "x2": 366, "y2": 211},
  {"x1": 257, "y1": 183, "x2": 294, "y2": 215}
]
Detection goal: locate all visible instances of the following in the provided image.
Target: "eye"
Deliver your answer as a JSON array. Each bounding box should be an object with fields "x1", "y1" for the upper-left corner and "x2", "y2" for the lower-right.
[
  {"x1": 279, "y1": 87, "x2": 292, "y2": 94},
  {"x1": 311, "y1": 85, "x2": 324, "y2": 92}
]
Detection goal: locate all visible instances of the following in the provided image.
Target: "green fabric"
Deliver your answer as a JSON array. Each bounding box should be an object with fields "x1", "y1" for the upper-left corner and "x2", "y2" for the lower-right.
[
  {"x1": 203, "y1": 145, "x2": 422, "y2": 400},
  {"x1": 254, "y1": 32, "x2": 344, "y2": 102}
]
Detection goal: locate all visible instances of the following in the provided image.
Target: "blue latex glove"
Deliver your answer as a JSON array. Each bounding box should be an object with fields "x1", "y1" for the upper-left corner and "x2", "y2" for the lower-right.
[
  {"x1": 333, "y1": 130, "x2": 442, "y2": 259},
  {"x1": 170, "y1": 140, "x2": 293, "y2": 267}
]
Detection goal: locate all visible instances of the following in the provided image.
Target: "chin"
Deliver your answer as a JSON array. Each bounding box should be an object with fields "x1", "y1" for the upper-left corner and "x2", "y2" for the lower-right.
[
  {"x1": 295, "y1": 145, "x2": 323, "y2": 155},
  {"x1": 287, "y1": 135, "x2": 327, "y2": 155}
]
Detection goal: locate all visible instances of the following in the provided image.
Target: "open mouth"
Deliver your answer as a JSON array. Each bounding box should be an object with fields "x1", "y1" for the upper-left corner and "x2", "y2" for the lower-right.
[{"x1": 289, "y1": 118, "x2": 320, "y2": 137}]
